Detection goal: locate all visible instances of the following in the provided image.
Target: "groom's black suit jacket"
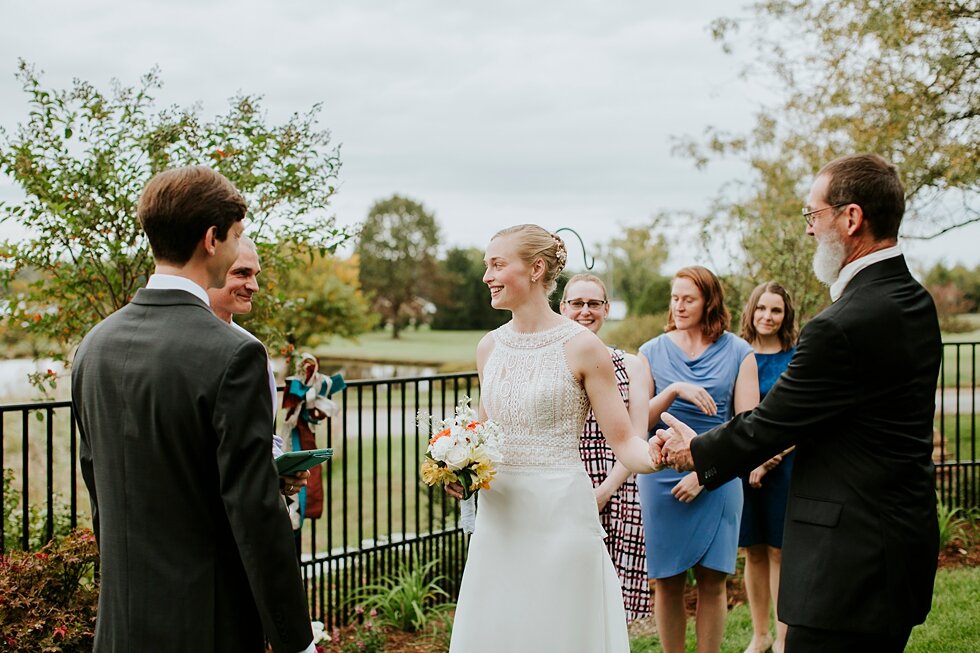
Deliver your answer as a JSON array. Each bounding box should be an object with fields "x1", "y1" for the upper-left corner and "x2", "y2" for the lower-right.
[
  {"x1": 691, "y1": 255, "x2": 941, "y2": 636},
  {"x1": 72, "y1": 289, "x2": 312, "y2": 652}
]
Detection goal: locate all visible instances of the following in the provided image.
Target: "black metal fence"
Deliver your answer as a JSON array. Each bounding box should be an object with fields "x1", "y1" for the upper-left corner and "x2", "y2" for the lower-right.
[
  {"x1": 2, "y1": 344, "x2": 978, "y2": 625},
  {"x1": 1, "y1": 371, "x2": 480, "y2": 628},
  {"x1": 936, "y1": 342, "x2": 978, "y2": 509}
]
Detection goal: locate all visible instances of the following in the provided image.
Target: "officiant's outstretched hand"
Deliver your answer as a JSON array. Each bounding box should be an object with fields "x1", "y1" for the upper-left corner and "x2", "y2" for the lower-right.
[{"x1": 650, "y1": 412, "x2": 697, "y2": 472}]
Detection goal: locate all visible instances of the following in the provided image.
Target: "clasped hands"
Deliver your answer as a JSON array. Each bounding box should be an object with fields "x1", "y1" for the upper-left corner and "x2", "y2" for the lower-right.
[{"x1": 648, "y1": 412, "x2": 698, "y2": 473}]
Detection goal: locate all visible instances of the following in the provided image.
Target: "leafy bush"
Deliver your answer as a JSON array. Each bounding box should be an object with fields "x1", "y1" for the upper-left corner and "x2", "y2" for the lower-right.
[
  {"x1": 0, "y1": 528, "x2": 99, "y2": 652},
  {"x1": 2, "y1": 467, "x2": 74, "y2": 553},
  {"x1": 603, "y1": 312, "x2": 667, "y2": 353},
  {"x1": 350, "y1": 556, "x2": 452, "y2": 632},
  {"x1": 424, "y1": 609, "x2": 454, "y2": 651},
  {"x1": 337, "y1": 607, "x2": 386, "y2": 653},
  {"x1": 937, "y1": 494, "x2": 971, "y2": 549}
]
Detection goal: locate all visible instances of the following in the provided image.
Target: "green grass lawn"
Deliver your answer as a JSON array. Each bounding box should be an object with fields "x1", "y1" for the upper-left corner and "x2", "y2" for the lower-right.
[
  {"x1": 315, "y1": 324, "x2": 979, "y2": 385},
  {"x1": 627, "y1": 566, "x2": 980, "y2": 652},
  {"x1": 905, "y1": 566, "x2": 980, "y2": 653},
  {"x1": 942, "y1": 313, "x2": 980, "y2": 342},
  {"x1": 936, "y1": 413, "x2": 977, "y2": 462},
  {"x1": 940, "y1": 340, "x2": 979, "y2": 388},
  {"x1": 313, "y1": 327, "x2": 485, "y2": 368}
]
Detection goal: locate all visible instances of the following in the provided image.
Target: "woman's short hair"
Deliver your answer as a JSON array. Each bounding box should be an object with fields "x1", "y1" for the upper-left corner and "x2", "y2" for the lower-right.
[
  {"x1": 665, "y1": 266, "x2": 730, "y2": 343},
  {"x1": 137, "y1": 166, "x2": 247, "y2": 265},
  {"x1": 561, "y1": 273, "x2": 608, "y2": 302},
  {"x1": 739, "y1": 281, "x2": 798, "y2": 352},
  {"x1": 492, "y1": 224, "x2": 568, "y2": 296}
]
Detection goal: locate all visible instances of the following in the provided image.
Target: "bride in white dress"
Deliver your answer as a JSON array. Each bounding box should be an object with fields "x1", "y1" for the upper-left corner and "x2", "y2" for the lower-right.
[{"x1": 448, "y1": 225, "x2": 660, "y2": 653}]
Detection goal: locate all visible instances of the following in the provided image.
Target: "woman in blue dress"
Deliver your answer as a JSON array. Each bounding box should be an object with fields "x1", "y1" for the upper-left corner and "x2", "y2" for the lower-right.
[
  {"x1": 638, "y1": 266, "x2": 759, "y2": 653},
  {"x1": 737, "y1": 282, "x2": 797, "y2": 653}
]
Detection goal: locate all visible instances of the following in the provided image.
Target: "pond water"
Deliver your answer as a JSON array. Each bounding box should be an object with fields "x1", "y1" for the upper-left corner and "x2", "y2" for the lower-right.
[
  {"x1": 311, "y1": 358, "x2": 439, "y2": 381},
  {"x1": 0, "y1": 358, "x2": 68, "y2": 402},
  {"x1": 0, "y1": 357, "x2": 445, "y2": 402}
]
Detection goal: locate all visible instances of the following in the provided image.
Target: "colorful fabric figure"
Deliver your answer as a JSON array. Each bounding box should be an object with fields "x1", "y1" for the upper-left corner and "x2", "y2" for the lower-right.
[{"x1": 281, "y1": 353, "x2": 345, "y2": 525}]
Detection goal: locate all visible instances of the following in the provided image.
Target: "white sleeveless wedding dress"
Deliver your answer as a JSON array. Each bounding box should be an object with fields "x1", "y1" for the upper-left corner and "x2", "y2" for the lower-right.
[{"x1": 449, "y1": 320, "x2": 630, "y2": 653}]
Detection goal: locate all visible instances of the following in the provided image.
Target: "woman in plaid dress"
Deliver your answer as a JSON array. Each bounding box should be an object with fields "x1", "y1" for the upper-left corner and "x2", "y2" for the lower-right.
[{"x1": 560, "y1": 274, "x2": 652, "y2": 623}]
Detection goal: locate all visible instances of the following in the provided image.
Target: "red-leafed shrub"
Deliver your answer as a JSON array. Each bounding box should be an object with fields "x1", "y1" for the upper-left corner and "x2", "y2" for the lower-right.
[{"x1": 0, "y1": 528, "x2": 99, "y2": 652}]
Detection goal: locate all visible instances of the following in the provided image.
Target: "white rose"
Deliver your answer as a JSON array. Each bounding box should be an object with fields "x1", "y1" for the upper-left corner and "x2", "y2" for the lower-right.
[
  {"x1": 429, "y1": 434, "x2": 453, "y2": 460},
  {"x1": 443, "y1": 440, "x2": 471, "y2": 470}
]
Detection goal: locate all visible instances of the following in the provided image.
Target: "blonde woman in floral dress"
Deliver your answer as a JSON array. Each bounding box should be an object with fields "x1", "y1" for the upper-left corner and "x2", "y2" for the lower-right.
[
  {"x1": 560, "y1": 273, "x2": 652, "y2": 623},
  {"x1": 447, "y1": 225, "x2": 660, "y2": 653}
]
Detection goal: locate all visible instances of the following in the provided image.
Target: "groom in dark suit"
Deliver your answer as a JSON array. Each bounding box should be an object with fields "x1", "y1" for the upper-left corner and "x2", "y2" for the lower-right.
[
  {"x1": 653, "y1": 154, "x2": 941, "y2": 652},
  {"x1": 72, "y1": 166, "x2": 316, "y2": 653}
]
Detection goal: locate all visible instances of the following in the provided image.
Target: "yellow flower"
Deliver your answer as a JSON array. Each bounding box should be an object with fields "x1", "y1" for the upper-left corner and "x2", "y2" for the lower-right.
[
  {"x1": 469, "y1": 457, "x2": 496, "y2": 491},
  {"x1": 421, "y1": 457, "x2": 457, "y2": 486}
]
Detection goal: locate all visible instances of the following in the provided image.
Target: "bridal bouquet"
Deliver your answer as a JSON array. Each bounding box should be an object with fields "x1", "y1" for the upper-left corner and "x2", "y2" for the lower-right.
[{"x1": 419, "y1": 397, "x2": 503, "y2": 532}]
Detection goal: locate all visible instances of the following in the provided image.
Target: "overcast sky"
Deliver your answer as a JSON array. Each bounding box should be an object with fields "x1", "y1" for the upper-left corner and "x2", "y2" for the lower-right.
[{"x1": 1, "y1": 0, "x2": 976, "y2": 275}]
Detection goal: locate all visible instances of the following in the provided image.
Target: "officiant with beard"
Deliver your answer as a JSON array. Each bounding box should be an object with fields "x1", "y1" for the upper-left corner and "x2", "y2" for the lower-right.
[{"x1": 653, "y1": 153, "x2": 942, "y2": 653}]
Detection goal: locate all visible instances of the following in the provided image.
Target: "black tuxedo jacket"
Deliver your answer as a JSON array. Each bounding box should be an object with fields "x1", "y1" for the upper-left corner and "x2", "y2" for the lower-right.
[
  {"x1": 73, "y1": 289, "x2": 312, "y2": 653},
  {"x1": 691, "y1": 255, "x2": 941, "y2": 635}
]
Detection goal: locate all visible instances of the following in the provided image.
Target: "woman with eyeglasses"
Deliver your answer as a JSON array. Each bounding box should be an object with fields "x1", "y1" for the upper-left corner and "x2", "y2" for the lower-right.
[
  {"x1": 637, "y1": 266, "x2": 759, "y2": 653},
  {"x1": 559, "y1": 273, "x2": 652, "y2": 624},
  {"x1": 737, "y1": 282, "x2": 798, "y2": 653}
]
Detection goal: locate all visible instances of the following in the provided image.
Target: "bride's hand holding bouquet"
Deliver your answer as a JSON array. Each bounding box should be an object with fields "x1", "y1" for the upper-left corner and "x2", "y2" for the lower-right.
[{"x1": 419, "y1": 397, "x2": 503, "y2": 531}]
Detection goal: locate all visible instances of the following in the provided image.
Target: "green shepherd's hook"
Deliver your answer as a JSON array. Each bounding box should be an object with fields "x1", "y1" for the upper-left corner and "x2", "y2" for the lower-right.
[{"x1": 555, "y1": 227, "x2": 595, "y2": 270}]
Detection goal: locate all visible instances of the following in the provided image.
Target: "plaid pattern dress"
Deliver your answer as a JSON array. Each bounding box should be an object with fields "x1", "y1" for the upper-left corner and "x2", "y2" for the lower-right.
[{"x1": 579, "y1": 348, "x2": 650, "y2": 622}]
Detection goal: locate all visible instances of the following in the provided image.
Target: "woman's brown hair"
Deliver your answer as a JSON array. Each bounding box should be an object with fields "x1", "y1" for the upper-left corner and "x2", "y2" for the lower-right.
[{"x1": 665, "y1": 266, "x2": 730, "y2": 343}]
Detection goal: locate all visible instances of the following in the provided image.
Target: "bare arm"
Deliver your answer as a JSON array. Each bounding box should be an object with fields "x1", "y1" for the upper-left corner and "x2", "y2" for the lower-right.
[
  {"x1": 733, "y1": 352, "x2": 760, "y2": 415},
  {"x1": 595, "y1": 353, "x2": 652, "y2": 507},
  {"x1": 569, "y1": 333, "x2": 655, "y2": 474}
]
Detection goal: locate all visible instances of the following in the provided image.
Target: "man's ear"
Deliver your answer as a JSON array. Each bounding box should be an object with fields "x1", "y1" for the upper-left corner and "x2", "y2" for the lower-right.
[
  {"x1": 203, "y1": 226, "x2": 218, "y2": 256},
  {"x1": 843, "y1": 204, "x2": 865, "y2": 237}
]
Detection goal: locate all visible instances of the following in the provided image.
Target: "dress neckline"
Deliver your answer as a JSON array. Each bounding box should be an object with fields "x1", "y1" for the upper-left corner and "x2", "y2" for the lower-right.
[
  {"x1": 495, "y1": 319, "x2": 584, "y2": 349},
  {"x1": 663, "y1": 331, "x2": 723, "y2": 361}
]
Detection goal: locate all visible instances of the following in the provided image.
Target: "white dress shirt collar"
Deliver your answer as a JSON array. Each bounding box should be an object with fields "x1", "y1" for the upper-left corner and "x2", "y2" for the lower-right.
[
  {"x1": 145, "y1": 273, "x2": 211, "y2": 307},
  {"x1": 829, "y1": 244, "x2": 903, "y2": 302}
]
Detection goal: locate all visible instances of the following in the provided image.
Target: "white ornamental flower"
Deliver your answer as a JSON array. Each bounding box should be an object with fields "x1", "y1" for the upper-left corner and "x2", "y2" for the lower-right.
[
  {"x1": 443, "y1": 440, "x2": 471, "y2": 470},
  {"x1": 429, "y1": 433, "x2": 454, "y2": 460},
  {"x1": 481, "y1": 441, "x2": 503, "y2": 463},
  {"x1": 311, "y1": 621, "x2": 328, "y2": 643}
]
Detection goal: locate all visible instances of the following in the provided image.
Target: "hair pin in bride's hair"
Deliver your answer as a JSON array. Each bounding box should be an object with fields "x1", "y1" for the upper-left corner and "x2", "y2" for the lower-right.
[
  {"x1": 553, "y1": 227, "x2": 595, "y2": 271},
  {"x1": 550, "y1": 232, "x2": 568, "y2": 273}
]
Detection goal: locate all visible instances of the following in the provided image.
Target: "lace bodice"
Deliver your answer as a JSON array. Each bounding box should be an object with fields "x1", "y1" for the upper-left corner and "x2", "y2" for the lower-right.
[{"x1": 482, "y1": 320, "x2": 591, "y2": 468}]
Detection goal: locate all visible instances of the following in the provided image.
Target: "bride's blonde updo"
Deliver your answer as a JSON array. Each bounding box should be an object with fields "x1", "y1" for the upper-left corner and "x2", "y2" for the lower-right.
[{"x1": 492, "y1": 224, "x2": 568, "y2": 296}]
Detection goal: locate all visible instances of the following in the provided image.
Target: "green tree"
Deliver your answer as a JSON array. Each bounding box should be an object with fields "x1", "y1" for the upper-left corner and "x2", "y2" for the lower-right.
[
  {"x1": 356, "y1": 195, "x2": 440, "y2": 339},
  {"x1": 430, "y1": 247, "x2": 508, "y2": 331},
  {"x1": 923, "y1": 262, "x2": 980, "y2": 310},
  {"x1": 0, "y1": 61, "x2": 347, "y2": 387},
  {"x1": 676, "y1": 0, "x2": 979, "y2": 321},
  {"x1": 601, "y1": 222, "x2": 670, "y2": 316},
  {"x1": 922, "y1": 261, "x2": 980, "y2": 331},
  {"x1": 237, "y1": 250, "x2": 378, "y2": 354}
]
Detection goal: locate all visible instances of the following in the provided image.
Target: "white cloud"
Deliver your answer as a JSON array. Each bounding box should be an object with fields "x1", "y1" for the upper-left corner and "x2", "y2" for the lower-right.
[{"x1": 0, "y1": 1, "x2": 974, "y2": 272}]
